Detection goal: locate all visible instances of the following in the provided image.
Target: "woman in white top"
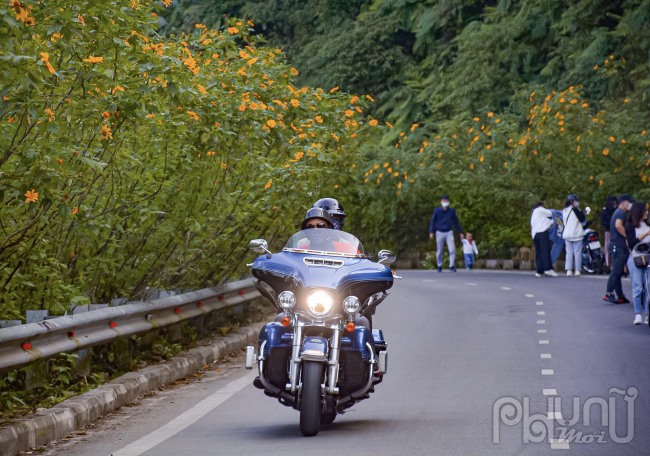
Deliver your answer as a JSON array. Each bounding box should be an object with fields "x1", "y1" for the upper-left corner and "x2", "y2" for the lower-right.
[
  {"x1": 562, "y1": 194, "x2": 587, "y2": 276},
  {"x1": 625, "y1": 202, "x2": 650, "y2": 325},
  {"x1": 531, "y1": 202, "x2": 558, "y2": 277}
]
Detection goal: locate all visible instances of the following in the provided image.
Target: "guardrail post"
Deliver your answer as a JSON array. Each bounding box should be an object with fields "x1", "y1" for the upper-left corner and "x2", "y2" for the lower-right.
[
  {"x1": 25, "y1": 311, "x2": 50, "y2": 390},
  {"x1": 111, "y1": 337, "x2": 133, "y2": 371},
  {"x1": 72, "y1": 305, "x2": 92, "y2": 377}
]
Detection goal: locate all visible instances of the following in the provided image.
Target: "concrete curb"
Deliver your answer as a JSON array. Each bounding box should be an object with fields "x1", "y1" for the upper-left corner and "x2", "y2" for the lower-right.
[{"x1": 0, "y1": 322, "x2": 264, "y2": 456}]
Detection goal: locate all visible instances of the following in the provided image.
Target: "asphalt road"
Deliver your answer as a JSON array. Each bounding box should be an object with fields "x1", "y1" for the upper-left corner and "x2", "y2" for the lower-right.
[{"x1": 40, "y1": 270, "x2": 650, "y2": 456}]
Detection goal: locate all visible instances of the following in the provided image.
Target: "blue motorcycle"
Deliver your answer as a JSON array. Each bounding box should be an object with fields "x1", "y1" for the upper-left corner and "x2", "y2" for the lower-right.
[{"x1": 245, "y1": 229, "x2": 395, "y2": 436}]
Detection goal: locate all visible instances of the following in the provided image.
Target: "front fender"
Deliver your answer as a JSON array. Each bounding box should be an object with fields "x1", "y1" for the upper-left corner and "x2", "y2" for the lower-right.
[{"x1": 300, "y1": 336, "x2": 329, "y2": 362}]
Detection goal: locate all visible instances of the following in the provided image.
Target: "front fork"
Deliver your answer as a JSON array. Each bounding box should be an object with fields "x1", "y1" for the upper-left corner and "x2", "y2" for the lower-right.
[{"x1": 287, "y1": 323, "x2": 341, "y2": 395}]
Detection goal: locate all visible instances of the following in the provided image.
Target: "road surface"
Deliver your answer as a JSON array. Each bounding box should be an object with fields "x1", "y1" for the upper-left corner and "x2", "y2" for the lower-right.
[{"x1": 40, "y1": 270, "x2": 650, "y2": 456}]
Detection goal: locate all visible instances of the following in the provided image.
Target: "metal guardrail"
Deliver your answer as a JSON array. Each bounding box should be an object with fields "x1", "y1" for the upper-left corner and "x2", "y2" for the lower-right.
[{"x1": 0, "y1": 278, "x2": 260, "y2": 373}]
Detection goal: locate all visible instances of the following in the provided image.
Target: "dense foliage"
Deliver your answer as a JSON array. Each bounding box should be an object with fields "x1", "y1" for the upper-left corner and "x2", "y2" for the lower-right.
[
  {"x1": 0, "y1": 0, "x2": 376, "y2": 318},
  {"x1": 2, "y1": 0, "x2": 649, "y2": 318},
  {"x1": 164, "y1": 0, "x2": 650, "y2": 255}
]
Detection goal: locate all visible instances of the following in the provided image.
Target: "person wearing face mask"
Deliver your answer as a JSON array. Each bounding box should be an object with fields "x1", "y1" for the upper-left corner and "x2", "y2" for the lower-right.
[
  {"x1": 428, "y1": 194, "x2": 464, "y2": 272},
  {"x1": 604, "y1": 194, "x2": 635, "y2": 304},
  {"x1": 562, "y1": 194, "x2": 588, "y2": 276}
]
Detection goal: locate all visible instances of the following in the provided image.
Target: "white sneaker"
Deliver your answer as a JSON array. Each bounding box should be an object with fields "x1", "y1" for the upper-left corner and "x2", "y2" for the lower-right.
[
  {"x1": 634, "y1": 314, "x2": 642, "y2": 325},
  {"x1": 566, "y1": 270, "x2": 573, "y2": 277},
  {"x1": 645, "y1": 315, "x2": 649, "y2": 325},
  {"x1": 544, "y1": 270, "x2": 558, "y2": 277},
  {"x1": 535, "y1": 273, "x2": 542, "y2": 278},
  {"x1": 574, "y1": 271, "x2": 581, "y2": 276}
]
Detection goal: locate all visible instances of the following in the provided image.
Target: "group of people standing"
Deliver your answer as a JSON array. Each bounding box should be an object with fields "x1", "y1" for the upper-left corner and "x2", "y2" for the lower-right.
[
  {"x1": 531, "y1": 194, "x2": 590, "y2": 277},
  {"x1": 531, "y1": 194, "x2": 650, "y2": 326},
  {"x1": 603, "y1": 195, "x2": 650, "y2": 325}
]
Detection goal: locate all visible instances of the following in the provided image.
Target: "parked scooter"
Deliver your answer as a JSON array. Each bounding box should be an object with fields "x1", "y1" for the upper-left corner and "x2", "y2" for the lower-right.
[
  {"x1": 582, "y1": 209, "x2": 604, "y2": 274},
  {"x1": 245, "y1": 229, "x2": 395, "y2": 436}
]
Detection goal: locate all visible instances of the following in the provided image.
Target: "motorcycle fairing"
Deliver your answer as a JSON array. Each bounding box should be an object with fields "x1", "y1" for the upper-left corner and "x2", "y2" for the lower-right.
[
  {"x1": 340, "y1": 326, "x2": 375, "y2": 362},
  {"x1": 258, "y1": 322, "x2": 292, "y2": 357},
  {"x1": 252, "y1": 252, "x2": 393, "y2": 304}
]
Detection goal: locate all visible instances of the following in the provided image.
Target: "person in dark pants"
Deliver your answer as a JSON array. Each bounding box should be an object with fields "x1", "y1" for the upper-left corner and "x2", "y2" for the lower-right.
[
  {"x1": 604, "y1": 194, "x2": 635, "y2": 303},
  {"x1": 601, "y1": 195, "x2": 618, "y2": 269},
  {"x1": 531, "y1": 202, "x2": 558, "y2": 277}
]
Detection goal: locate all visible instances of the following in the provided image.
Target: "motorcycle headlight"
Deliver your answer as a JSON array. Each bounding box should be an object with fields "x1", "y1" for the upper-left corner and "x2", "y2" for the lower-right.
[
  {"x1": 306, "y1": 290, "x2": 333, "y2": 316},
  {"x1": 278, "y1": 291, "x2": 296, "y2": 310},
  {"x1": 343, "y1": 296, "x2": 360, "y2": 314}
]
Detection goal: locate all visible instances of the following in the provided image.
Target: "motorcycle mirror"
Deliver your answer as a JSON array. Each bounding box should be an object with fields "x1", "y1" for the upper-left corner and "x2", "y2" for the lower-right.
[
  {"x1": 249, "y1": 239, "x2": 272, "y2": 257},
  {"x1": 377, "y1": 249, "x2": 396, "y2": 265}
]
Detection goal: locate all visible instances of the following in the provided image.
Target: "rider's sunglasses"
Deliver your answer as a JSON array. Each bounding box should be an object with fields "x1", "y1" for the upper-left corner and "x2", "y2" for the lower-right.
[{"x1": 305, "y1": 222, "x2": 328, "y2": 229}]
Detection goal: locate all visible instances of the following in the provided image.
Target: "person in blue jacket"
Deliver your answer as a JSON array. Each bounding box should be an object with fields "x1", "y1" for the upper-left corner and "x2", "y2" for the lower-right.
[
  {"x1": 549, "y1": 209, "x2": 565, "y2": 266},
  {"x1": 428, "y1": 194, "x2": 464, "y2": 272}
]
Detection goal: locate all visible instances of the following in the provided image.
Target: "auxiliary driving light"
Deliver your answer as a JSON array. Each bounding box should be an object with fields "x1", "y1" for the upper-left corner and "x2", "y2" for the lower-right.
[
  {"x1": 278, "y1": 291, "x2": 296, "y2": 310},
  {"x1": 343, "y1": 296, "x2": 360, "y2": 314},
  {"x1": 306, "y1": 290, "x2": 333, "y2": 316}
]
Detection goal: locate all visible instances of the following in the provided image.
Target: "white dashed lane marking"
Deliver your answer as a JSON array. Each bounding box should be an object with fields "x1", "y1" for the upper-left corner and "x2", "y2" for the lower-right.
[
  {"x1": 550, "y1": 439, "x2": 570, "y2": 450},
  {"x1": 527, "y1": 293, "x2": 570, "y2": 451}
]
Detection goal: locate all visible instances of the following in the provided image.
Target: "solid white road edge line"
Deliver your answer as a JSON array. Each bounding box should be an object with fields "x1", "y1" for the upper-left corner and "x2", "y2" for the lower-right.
[{"x1": 111, "y1": 370, "x2": 257, "y2": 456}]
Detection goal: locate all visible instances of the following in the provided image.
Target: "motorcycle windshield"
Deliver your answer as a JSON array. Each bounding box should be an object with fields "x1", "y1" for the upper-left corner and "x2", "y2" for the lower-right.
[{"x1": 284, "y1": 230, "x2": 365, "y2": 257}]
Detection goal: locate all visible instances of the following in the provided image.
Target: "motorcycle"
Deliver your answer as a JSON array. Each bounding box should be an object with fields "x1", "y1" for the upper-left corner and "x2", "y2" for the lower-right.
[
  {"x1": 245, "y1": 229, "x2": 395, "y2": 436},
  {"x1": 582, "y1": 227, "x2": 604, "y2": 274}
]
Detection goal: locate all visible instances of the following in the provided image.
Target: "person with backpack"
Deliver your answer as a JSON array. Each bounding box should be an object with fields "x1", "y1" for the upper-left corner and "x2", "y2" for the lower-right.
[
  {"x1": 601, "y1": 195, "x2": 618, "y2": 269},
  {"x1": 562, "y1": 194, "x2": 587, "y2": 276},
  {"x1": 549, "y1": 208, "x2": 565, "y2": 266}
]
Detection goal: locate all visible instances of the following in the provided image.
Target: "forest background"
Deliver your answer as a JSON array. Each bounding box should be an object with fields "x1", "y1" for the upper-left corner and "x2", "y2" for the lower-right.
[{"x1": 1, "y1": 0, "x2": 649, "y2": 318}]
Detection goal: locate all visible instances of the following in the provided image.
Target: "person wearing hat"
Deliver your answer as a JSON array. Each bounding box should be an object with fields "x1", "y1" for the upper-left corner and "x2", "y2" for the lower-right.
[
  {"x1": 604, "y1": 194, "x2": 635, "y2": 304},
  {"x1": 428, "y1": 194, "x2": 463, "y2": 272}
]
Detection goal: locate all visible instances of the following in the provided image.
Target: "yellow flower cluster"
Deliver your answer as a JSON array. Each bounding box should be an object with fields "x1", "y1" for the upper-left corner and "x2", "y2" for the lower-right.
[{"x1": 83, "y1": 56, "x2": 104, "y2": 63}]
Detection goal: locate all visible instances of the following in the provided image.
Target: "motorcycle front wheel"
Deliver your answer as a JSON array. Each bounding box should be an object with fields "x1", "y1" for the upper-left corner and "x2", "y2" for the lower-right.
[{"x1": 299, "y1": 361, "x2": 324, "y2": 436}]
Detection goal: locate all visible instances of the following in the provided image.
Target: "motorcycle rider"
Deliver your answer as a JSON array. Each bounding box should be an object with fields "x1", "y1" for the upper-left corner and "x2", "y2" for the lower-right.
[
  {"x1": 296, "y1": 207, "x2": 335, "y2": 250},
  {"x1": 301, "y1": 207, "x2": 334, "y2": 230},
  {"x1": 304, "y1": 203, "x2": 374, "y2": 328}
]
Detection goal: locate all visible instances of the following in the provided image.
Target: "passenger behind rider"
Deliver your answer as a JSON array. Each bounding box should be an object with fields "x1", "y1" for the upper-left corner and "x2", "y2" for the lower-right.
[
  {"x1": 313, "y1": 197, "x2": 346, "y2": 231},
  {"x1": 310, "y1": 198, "x2": 357, "y2": 253}
]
